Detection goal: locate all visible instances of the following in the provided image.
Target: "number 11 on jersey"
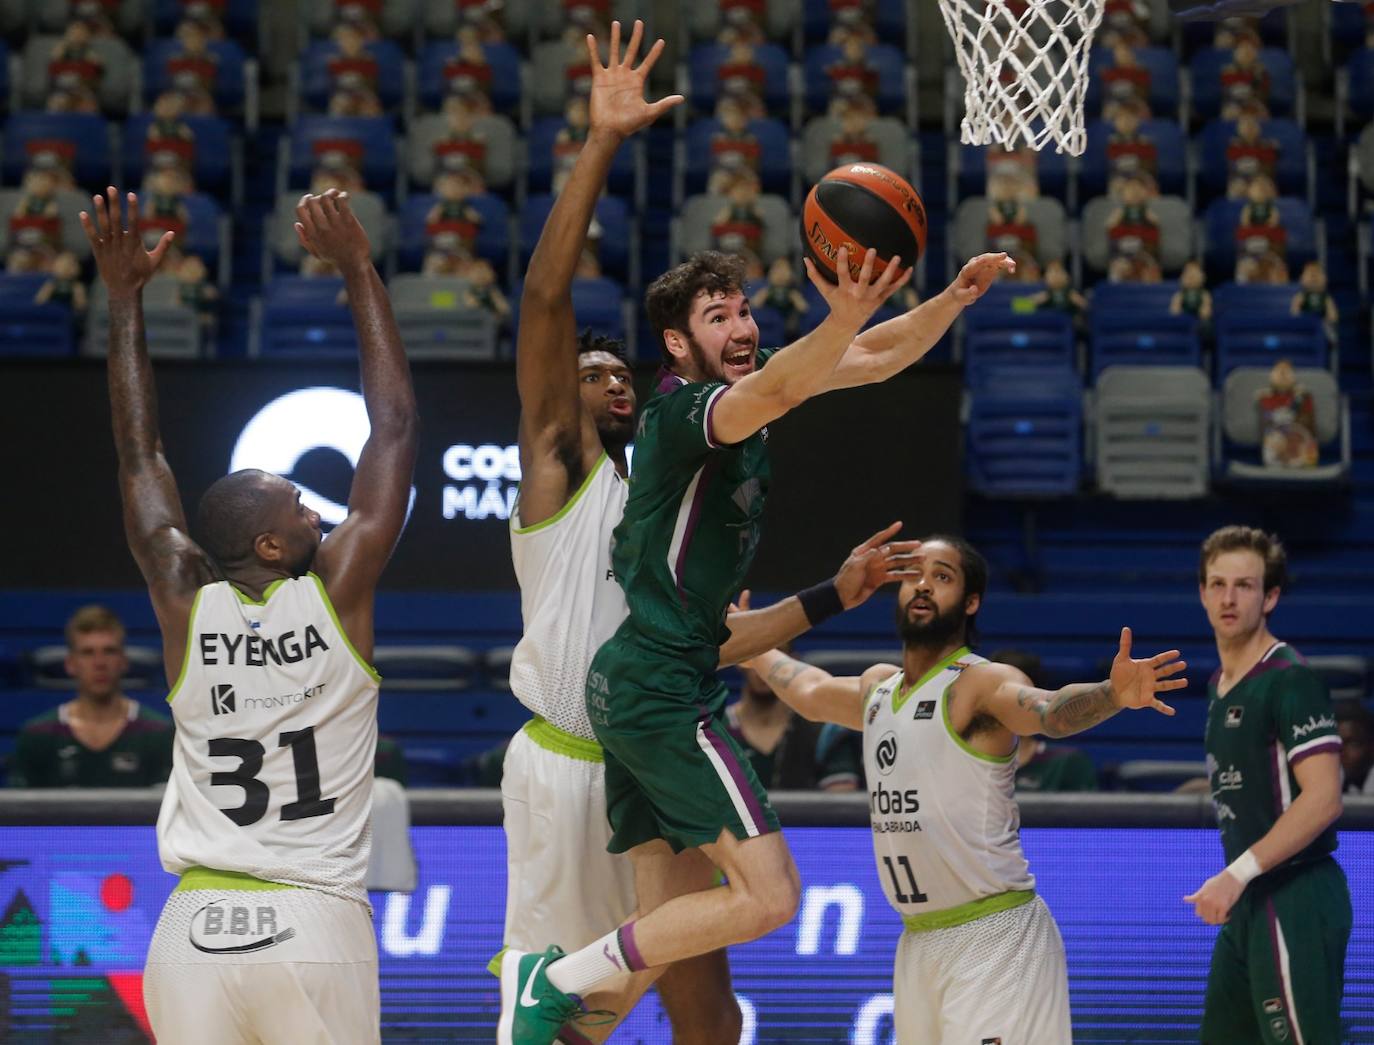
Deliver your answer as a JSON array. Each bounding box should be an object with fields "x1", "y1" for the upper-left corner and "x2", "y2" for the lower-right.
[{"x1": 882, "y1": 855, "x2": 928, "y2": 904}]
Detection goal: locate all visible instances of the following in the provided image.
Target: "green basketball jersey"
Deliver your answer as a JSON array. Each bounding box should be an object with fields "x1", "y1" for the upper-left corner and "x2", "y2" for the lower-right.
[
  {"x1": 1204, "y1": 642, "x2": 1341, "y2": 869},
  {"x1": 610, "y1": 351, "x2": 777, "y2": 673}
]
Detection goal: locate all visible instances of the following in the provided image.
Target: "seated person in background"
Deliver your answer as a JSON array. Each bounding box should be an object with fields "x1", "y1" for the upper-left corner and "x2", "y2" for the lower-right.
[
  {"x1": 827, "y1": 5, "x2": 878, "y2": 48},
  {"x1": 827, "y1": 96, "x2": 882, "y2": 168},
  {"x1": 750, "y1": 256, "x2": 809, "y2": 337},
  {"x1": 443, "y1": 28, "x2": 496, "y2": 115},
  {"x1": 176, "y1": 253, "x2": 218, "y2": 329},
  {"x1": 989, "y1": 649, "x2": 1099, "y2": 792},
  {"x1": 726, "y1": 641, "x2": 828, "y2": 790},
  {"x1": 1100, "y1": 43, "x2": 1152, "y2": 119},
  {"x1": 49, "y1": 22, "x2": 104, "y2": 103},
  {"x1": 175, "y1": 1, "x2": 227, "y2": 40},
  {"x1": 1220, "y1": 38, "x2": 1270, "y2": 122},
  {"x1": 1290, "y1": 260, "x2": 1338, "y2": 343},
  {"x1": 326, "y1": 23, "x2": 381, "y2": 115},
  {"x1": 1226, "y1": 114, "x2": 1278, "y2": 200},
  {"x1": 717, "y1": 35, "x2": 768, "y2": 120},
  {"x1": 711, "y1": 168, "x2": 767, "y2": 257},
  {"x1": 1106, "y1": 108, "x2": 1159, "y2": 198},
  {"x1": 1099, "y1": 0, "x2": 1151, "y2": 48},
  {"x1": 460, "y1": 258, "x2": 510, "y2": 324},
  {"x1": 985, "y1": 143, "x2": 1039, "y2": 199},
  {"x1": 333, "y1": 0, "x2": 381, "y2": 39},
  {"x1": 1106, "y1": 175, "x2": 1162, "y2": 282},
  {"x1": 815, "y1": 721, "x2": 865, "y2": 791},
  {"x1": 1170, "y1": 259, "x2": 1213, "y2": 334},
  {"x1": 1257, "y1": 358, "x2": 1319, "y2": 469},
  {"x1": 146, "y1": 91, "x2": 197, "y2": 188},
  {"x1": 432, "y1": 95, "x2": 495, "y2": 188},
  {"x1": 167, "y1": 21, "x2": 220, "y2": 116},
  {"x1": 825, "y1": 34, "x2": 880, "y2": 108},
  {"x1": 1214, "y1": 16, "x2": 1261, "y2": 52},
  {"x1": 425, "y1": 168, "x2": 485, "y2": 265},
  {"x1": 6, "y1": 169, "x2": 64, "y2": 273},
  {"x1": 708, "y1": 96, "x2": 761, "y2": 195},
  {"x1": 7, "y1": 606, "x2": 173, "y2": 788},
  {"x1": 1336, "y1": 703, "x2": 1374, "y2": 795},
  {"x1": 34, "y1": 250, "x2": 88, "y2": 317},
  {"x1": 1235, "y1": 174, "x2": 1286, "y2": 284},
  {"x1": 1029, "y1": 259, "x2": 1086, "y2": 317},
  {"x1": 986, "y1": 172, "x2": 1037, "y2": 271}
]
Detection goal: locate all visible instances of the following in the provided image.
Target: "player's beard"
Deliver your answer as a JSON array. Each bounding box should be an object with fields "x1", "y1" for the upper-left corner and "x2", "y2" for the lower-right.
[{"x1": 896, "y1": 593, "x2": 967, "y2": 649}]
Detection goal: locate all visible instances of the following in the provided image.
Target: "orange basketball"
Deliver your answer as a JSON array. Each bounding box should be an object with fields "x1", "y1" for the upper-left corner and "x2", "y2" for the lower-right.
[{"x1": 801, "y1": 163, "x2": 927, "y2": 284}]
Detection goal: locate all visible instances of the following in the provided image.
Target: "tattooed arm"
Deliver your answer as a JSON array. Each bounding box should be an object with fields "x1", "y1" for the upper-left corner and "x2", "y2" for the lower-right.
[
  {"x1": 975, "y1": 627, "x2": 1187, "y2": 739},
  {"x1": 741, "y1": 653, "x2": 898, "y2": 731}
]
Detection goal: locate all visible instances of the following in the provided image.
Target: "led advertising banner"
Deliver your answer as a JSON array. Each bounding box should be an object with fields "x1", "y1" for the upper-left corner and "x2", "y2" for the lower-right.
[
  {"x1": 4, "y1": 362, "x2": 962, "y2": 591},
  {"x1": 0, "y1": 825, "x2": 1369, "y2": 1042}
]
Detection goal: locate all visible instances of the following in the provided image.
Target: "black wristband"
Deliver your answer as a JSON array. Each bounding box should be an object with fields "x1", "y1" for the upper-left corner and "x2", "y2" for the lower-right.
[{"x1": 798, "y1": 580, "x2": 845, "y2": 626}]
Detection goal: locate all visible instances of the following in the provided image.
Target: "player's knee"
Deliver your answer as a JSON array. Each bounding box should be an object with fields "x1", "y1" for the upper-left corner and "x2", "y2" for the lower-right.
[{"x1": 750, "y1": 867, "x2": 800, "y2": 935}]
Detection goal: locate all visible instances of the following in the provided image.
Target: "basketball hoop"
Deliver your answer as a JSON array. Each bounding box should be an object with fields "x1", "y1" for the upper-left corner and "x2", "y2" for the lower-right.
[{"x1": 940, "y1": 0, "x2": 1105, "y2": 157}]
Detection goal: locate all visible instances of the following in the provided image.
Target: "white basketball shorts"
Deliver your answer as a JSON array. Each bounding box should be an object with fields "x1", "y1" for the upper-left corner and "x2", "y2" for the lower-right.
[
  {"x1": 144, "y1": 881, "x2": 379, "y2": 1045},
  {"x1": 501, "y1": 720, "x2": 637, "y2": 952},
  {"x1": 893, "y1": 894, "x2": 1071, "y2": 1044}
]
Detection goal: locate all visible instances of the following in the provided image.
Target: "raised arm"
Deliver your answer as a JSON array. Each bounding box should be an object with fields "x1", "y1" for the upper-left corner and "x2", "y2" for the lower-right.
[
  {"x1": 822, "y1": 252, "x2": 1016, "y2": 391},
  {"x1": 301, "y1": 190, "x2": 419, "y2": 655},
  {"x1": 718, "y1": 522, "x2": 918, "y2": 667},
  {"x1": 517, "y1": 20, "x2": 680, "y2": 525},
  {"x1": 972, "y1": 627, "x2": 1185, "y2": 738},
  {"x1": 81, "y1": 187, "x2": 215, "y2": 684},
  {"x1": 709, "y1": 247, "x2": 909, "y2": 445},
  {"x1": 743, "y1": 654, "x2": 896, "y2": 732}
]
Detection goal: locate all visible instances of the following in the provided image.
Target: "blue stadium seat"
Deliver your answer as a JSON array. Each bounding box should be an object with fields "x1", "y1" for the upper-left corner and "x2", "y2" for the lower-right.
[
  {"x1": 143, "y1": 38, "x2": 248, "y2": 112},
  {"x1": 967, "y1": 388, "x2": 1084, "y2": 497},
  {"x1": 172, "y1": 192, "x2": 225, "y2": 269},
  {"x1": 0, "y1": 41, "x2": 11, "y2": 106},
  {"x1": 1178, "y1": 4, "x2": 1289, "y2": 55},
  {"x1": 1195, "y1": 118, "x2": 1307, "y2": 203},
  {"x1": 687, "y1": 42, "x2": 791, "y2": 114},
  {"x1": 749, "y1": 304, "x2": 787, "y2": 349},
  {"x1": 802, "y1": 0, "x2": 906, "y2": 42},
  {"x1": 682, "y1": 117, "x2": 792, "y2": 197},
  {"x1": 1089, "y1": 315, "x2": 1201, "y2": 377},
  {"x1": 152, "y1": 0, "x2": 258, "y2": 43},
  {"x1": 1211, "y1": 280, "x2": 1299, "y2": 318},
  {"x1": 416, "y1": 41, "x2": 521, "y2": 114},
  {"x1": 511, "y1": 277, "x2": 627, "y2": 342},
  {"x1": 0, "y1": 273, "x2": 76, "y2": 357},
  {"x1": 285, "y1": 115, "x2": 398, "y2": 193},
  {"x1": 963, "y1": 310, "x2": 1077, "y2": 378},
  {"x1": 1085, "y1": 47, "x2": 1181, "y2": 118},
  {"x1": 796, "y1": 280, "x2": 901, "y2": 335},
  {"x1": 1331, "y1": 7, "x2": 1369, "y2": 63},
  {"x1": 122, "y1": 113, "x2": 233, "y2": 195},
  {"x1": 1349, "y1": 48, "x2": 1374, "y2": 124},
  {"x1": 525, "y1": 115, "x2": 636, "y2": 197},
  {"x1": 965, "y1": 362, "x2": 1080, "y2": 395},
  {"x1": 2, "y1": 112, "x2": 111, "y2": 187},
  {"x1": 1088, "y1": 280, "x2": 1180, "y2": 316},
  {"x1": 972, "y1": 281, "x2": 1046, "y2": 313},
  {"x1": 957, "y1": 144, "x2": 1069, "y2": 204},
  {"x1": 1189, "y1": 47, "x2": 1297, "y2": 121},
  {"x1": 519, "y1": 194, "x2": 630, "y2": 282},
  {"x1": 397, "y1": 192, "x2": 511, "y2": 272},
  {"x1": 298, "y1": 39, "x2": 406, "y2": 112},
  {"x1": 1079, "y1": 119, "x2": 1187, "y2": 200},
  {"x1": 1216, "y1": 315, "x2": 1327, "y2": 374},
  {"x1": 802, "y1": 43, "x2": 907, "y2": 115},
  {"x1": 258, "y1": 276, "x2": 355, "y2": 357},
  {"x1": 1201, "y1": 197, "x2": 1317, "y2": 276}
]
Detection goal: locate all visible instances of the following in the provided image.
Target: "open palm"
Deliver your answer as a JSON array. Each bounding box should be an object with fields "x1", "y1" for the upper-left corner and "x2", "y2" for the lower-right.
[
  {"x1": 79, "y1": 187, "x2": 175, "y2": 297},
  {"x1": 1108, "y1": 627, "x2": 1186, "y2": 715},
  {"x1": 586, "y1": 20, "x2": 682, "y2": 140}
]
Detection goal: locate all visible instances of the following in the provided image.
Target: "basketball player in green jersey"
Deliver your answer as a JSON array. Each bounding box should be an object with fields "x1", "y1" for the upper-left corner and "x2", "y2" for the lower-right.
[
  {"x1": 1186, "y1": 526, "x2": 1349, "y2": 1045},
  {"x1": 498, "y1": 190, "x2": 1019, "y2": 1044},
  {"x1": 732, "y1": 537, "x2": 1186, "y2": 1042}
]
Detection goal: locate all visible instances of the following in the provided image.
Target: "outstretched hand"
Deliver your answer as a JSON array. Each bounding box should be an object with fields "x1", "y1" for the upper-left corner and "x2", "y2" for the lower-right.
[
  {"x1": 949, "y1": 252, "x2": 1016, "y2": 306},
  {"x1": 79, "y1": 187, "x2": 176, "y2": 298},
  {"x1": 834, "y1": 522, "x2": 921, "y2": 609},
  {"x1": 586, "y1": 20, "x2": 683, "y2": 140},
  {"x1": 294, "y1": 188, "x2": 371, "y2": 274},
  {"x1": 804, "y1": 246, "x2": 912, "y2": 333},
  {"x1": 1109, "y1": 627, "x2": 1186, "y2": 715}
]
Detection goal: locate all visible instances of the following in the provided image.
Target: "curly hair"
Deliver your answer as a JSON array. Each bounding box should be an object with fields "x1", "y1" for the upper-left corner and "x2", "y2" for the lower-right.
[
  {"x1": 575, "y1": 329, "x2": 629, "y2": 363},
  {"x1": 644, "y1": 251, "x2": 748, "y2": 362}
]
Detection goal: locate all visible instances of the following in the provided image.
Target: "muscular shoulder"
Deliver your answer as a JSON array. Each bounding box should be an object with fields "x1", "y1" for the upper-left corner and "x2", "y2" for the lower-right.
[
  {"x1": 860, "y1": 662, "x2": 901, "y2": 702},
  {"x1": 956, "y1": 660, "x2": 1029, "y2": 697}
]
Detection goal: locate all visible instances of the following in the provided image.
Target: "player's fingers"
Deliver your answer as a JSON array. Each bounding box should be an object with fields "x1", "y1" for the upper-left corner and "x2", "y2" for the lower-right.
[
  {"x1": 623, "y1": 19, "x2": 644, "y2": 67},
  {"x1": 1183, "y1": 890, "x2": 1199, "y2": 902},
  {"x1": 834, "y1": 246, "x2": 852, "y2": 290},
  {"x1": 1158, "y1": 662, "x2": 1188, "y2": 680},
  {"x1": 106, "y1": 186, "x2": 122, "y2": 232},
  {"x1": 1119, "y1": 626, "x2": 1132, "y2": 657},
  {"x1": 737, "y1": 588, "x2": 751, "y2": 611},
  {"x1": 647, "y1": 94, "x2": 685, "y2": 120},
  {"x1": 856, "y1": 246, "x2": 877, "y2": 289},
  {"x1": 296, "y1": 199, "x2": 318, "y2": 243},
  {"x1": 609, "y1": 19, "x2": 621, "y2": 65},
  {"x1": 802, "y1": 256, "x2": 828, "y2": 295},
  {"x1": 639, "y1": 36, "x2": 668, "y2": 77},
  {"x1": 856, "y1": 520, "x2": 903, "y2": 553},
  {"x1": 584, "y1": 32, "x2": 599, "y2": 69},
  {"x1": 1151, "y1": 698, "x2": 1177, "y2": 716},
  {"x1": 293, "y1": 222, "x2": 317, "y2": 256},
  {"x1": 148, "y1": 230, "x2": 176, "y2": 266},
  {"x1": 91, "y1": 191, "x2": 109, "y2": 238},
  {"x1": 1157, "y1": 677, "x2": 1189, "y2": 693},
  {"x1": 78, "y1": 209, "x2": 96, "y2": 243},
  {"x1": 1150, "y1": 648, "x2": 1182, "y2": 666},
  {"x1": 127, "y1": 191, "x2": 141, "y2": 232}
]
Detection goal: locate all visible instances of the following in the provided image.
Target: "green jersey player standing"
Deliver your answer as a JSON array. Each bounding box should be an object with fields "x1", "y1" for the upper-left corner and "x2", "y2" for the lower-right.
[
  {"x1": 496, "y1": 157, "x2": 1019, "y2": 1045},
  {"x1": 1187, "y1": 526, "x2": 1349, "y2": 1045}
]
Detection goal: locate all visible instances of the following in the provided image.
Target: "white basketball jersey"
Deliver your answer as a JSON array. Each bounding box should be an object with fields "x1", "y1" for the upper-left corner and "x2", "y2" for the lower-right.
[
  {"x1": 864, "y1": 649, "x2": 1035, "y2": 919},
  {"x1": 157, "y1": 574, "x2": 379, "y2": 906},
  {"x1": 509, "y1": 453, "x2": 628, "y2": 741}
]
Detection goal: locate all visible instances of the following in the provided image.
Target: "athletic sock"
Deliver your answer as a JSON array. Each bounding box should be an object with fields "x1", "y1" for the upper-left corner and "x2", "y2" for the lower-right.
[{"x1": 546, "y1": 922, "x2": 647, "y2": 996}]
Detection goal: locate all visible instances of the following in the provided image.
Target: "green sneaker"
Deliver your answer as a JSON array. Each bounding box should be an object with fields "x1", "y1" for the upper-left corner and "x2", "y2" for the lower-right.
[{"x1": 496, "y1": 945, "x2": 579, "y2": 1045}]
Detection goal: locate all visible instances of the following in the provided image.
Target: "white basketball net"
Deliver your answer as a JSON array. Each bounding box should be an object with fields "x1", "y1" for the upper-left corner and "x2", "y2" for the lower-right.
[{"x1": 940, "y1": 0, "x2": 1105, "y2": 156}]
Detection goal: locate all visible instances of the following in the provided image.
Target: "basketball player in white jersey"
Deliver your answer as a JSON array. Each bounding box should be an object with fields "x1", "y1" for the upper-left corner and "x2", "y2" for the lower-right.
[
  {"x1": 742, "y1": 537, "x2": 1188, "y2": 1043},
  {"x1": 82, "y1": 186, "x2": 417, "y2": 1044},
  {"x1": 503, "y1": 22, "x2": 922, "y2": 1043}
]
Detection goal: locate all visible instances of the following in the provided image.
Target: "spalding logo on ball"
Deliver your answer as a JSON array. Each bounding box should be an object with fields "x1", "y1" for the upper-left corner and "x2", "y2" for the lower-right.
[{"x1": 802, "y1": 163, "x2": 927, "y2": 284}]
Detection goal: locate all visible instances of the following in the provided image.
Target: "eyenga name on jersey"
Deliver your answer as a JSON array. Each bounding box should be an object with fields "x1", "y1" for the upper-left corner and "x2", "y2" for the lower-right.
[{"x1": 199, "y1": 625, "x2": 330, "y2": 668}]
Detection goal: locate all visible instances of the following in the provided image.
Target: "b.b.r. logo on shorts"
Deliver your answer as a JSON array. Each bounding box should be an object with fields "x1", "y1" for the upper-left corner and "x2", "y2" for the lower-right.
[
  {"x1": 190, "y1": 900, "x2": 297, "y2": 954},
  {"x1": 875, "y1": 732, "x2": 898, "y2": 775}
]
